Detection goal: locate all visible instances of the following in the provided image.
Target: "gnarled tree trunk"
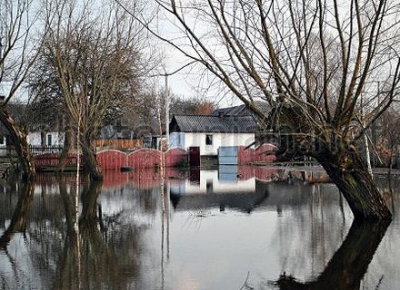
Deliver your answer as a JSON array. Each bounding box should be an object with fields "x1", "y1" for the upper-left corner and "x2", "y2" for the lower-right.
[
  {"x1": 0, "y1": 108, "x2": 36, "y2": 181},
  {"x1": 316, "y1": 144, "x2": 392, "y2": 221},
  {"x1": 268, "y1": 106, "x2": 392, "y2": 221},
  {"x1": 81, "y1": 134, "x2": 102, "y2": 181}
]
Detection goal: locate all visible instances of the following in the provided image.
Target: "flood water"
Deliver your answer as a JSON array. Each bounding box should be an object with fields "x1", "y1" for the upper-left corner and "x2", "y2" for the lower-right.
[{"x1": 0, "y1": 166, "x2": 399, "y2": 290}]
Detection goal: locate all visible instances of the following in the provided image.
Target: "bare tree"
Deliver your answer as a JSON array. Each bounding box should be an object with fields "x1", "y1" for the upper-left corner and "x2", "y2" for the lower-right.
[
  {"x1": 0, "y1": 0, "x2": 41, "y2": 181},
  {"x1": 379, "y1": 107, "x2": 400, "y2": 173},
  {"x1": 141, "y1": 0, "x2": 400, "y2": 220},
  {"x1": 41, "y1": 0, "x2": 153, "y2": 180}
]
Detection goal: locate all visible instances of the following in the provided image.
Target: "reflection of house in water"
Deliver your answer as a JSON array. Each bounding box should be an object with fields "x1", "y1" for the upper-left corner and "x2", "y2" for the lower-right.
[
  {"x1": 170, "y1": 167, "x2": 342, "y2": 214},
  {"x1": 170, "y1": 168, "x2": 267, "y2": 213}
]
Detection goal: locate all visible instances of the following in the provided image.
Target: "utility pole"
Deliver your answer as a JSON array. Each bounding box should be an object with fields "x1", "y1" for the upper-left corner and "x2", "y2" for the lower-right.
[
  {"x1": 0, "y1": 37, "x2": 3, "y2": 96},
  {"x1": 164, "y1": 69, "x2": 169, "y2": 150},
  {"x1": 361, "y1": 94, "x2": 373, "y2": 177}
]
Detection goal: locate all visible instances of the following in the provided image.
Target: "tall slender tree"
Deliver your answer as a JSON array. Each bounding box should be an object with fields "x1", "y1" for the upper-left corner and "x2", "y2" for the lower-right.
[{"x1": 38, "y1": 0, "x2": 153, "y2": 180}]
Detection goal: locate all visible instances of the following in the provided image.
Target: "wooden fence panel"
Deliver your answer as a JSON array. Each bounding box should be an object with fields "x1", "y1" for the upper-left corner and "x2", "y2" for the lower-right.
[
  {"x1": 94, "y1": 139, "x2": 142, "y2": 150},
  {"x1": 34, "y1": 153, "x2": 83, "y2": 171},
  {"x1": 34, "y1": 145, "x2": 276, "y2": 171},
  {"x1": 255, "y1": 144, "x2": 277, "y2": 163},
  {"x1": 165, "y1": 147, "x2": 188, "y2": 167},
  {"x1": 97, "y1": 150, "x2": 127, "y2": 170},
  {"x1": 237, "y1": 146, "x2": 254, "y2": 164},
  {"x1": 128, "y1": 149, "x2": 162, "y2": 168}
]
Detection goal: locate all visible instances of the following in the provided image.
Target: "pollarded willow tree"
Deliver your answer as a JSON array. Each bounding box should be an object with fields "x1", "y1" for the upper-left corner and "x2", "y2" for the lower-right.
[
  {"x1": 147, "y1": 0, "x2": 400, "y2": 220},
  {"x1": 41, "y1": 0, "x2": 153, "y2": 180}
]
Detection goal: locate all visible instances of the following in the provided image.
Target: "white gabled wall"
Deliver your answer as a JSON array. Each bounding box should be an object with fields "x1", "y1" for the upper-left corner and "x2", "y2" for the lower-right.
[
  {"x1": 181, "y1": 132, "x2": 254, "y2": 155},
  {"x1": 27, "y1": 132, "x2": 65, "y2": 146},
  {"x1": 169, "y1": 132, "x2": 185, "y2": 148},
  {"x1": 0, "y1": 136, "x2": 7, "y2": 156},
  {"x1": 27, "y1": 132, "x2": 41, "y2": 146},
  {"x1": 0, "y1": 136, "x2": 6, "y2": 148}
]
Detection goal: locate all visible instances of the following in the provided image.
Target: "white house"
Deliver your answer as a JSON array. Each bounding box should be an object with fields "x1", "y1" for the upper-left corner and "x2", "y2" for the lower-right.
[
  {"x1": 27, "y1": 131, "x2": 65, "y2": 147},
  {"x1": 0, "y1": 135, "x2": 8, "y2": 156},
  {"x1": 169, "y1": 114, "x2": 258, "y2": 156}
]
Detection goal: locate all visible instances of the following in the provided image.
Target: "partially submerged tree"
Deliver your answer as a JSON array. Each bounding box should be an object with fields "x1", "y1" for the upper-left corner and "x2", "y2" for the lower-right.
[
  {"x1": 0, "y1": 0, "x2": 41, "y2": 181},
  {"x1": 145, "y1": 0, "x2": 400, "y2": 220},
  {"x1": 41, "y1": 0, "x2": 153, "y2": 180}
]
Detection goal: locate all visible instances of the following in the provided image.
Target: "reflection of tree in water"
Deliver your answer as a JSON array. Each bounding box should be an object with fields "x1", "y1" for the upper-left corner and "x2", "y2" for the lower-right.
[
  {"x1": 271, "y1": 219, "x2": 390, "y2": 290},
  {"x1": 257, "y1": 181, "x2": 392, "y2": 290},
  {"x1": 273, "y1": 184, "x2": 352, "y2": 278},
  {"x1": 54, "y1": 177, "x2": 143, "y2": 290},
  {"x1": 0, "y1": 181, "x2": 37, "y2": 290},
  {"x1": 102, "y1": 184, "x2": 159, "y2": 216},
  {"x1": 0, "y1": 181, "x2": 34, "y2": 248},
  {"x1": 137, "y1": 187, "x2": 159, "y2": 213},
  {"x1": 0, "y1": 175, "x2": 147, "y2": 290},
  {"x1": 361, "y1": 176, "x2": 399, "y2": 288}
]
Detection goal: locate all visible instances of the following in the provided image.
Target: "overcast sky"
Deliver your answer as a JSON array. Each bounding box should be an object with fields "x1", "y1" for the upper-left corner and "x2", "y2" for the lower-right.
[{"x1": 0, "y1": 81, "x2": 29, "y2": 103}]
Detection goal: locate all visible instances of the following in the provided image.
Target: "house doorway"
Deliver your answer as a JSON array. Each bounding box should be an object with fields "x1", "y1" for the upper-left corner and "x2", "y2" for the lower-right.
[{"x1": 189, "y1": 146, "x2": 200, "y2": 167}]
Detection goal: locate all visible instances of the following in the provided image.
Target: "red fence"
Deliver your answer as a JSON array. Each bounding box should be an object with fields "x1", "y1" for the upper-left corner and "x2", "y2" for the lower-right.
[
  {"x1": 238, "y1": 144, "x2": 277, "y2": 164},
  {"x1": 97, "y1": 147, "x2": 188, "y2": 171},
  {"x1": 165, "y1": 147, "x2": 188, "y2": 167},
  {"x1": 97, "y1": 150, "x2": 127, "y2": 170},
  {"x1": 34, "y1": 146, "x2": 276, "y2": 171},
  {"x1": 34, "y1": 153, "x2": 84, "y2": 171},
  {"x1": 128, "y1": 148, "x2": 162, "y2": 169}
]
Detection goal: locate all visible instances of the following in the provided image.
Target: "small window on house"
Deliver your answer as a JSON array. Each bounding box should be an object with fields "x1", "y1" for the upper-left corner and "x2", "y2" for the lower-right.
[
  {"x1": 0, "y1": 137, "x2": 4, "y2": 145},
  {"x1": 47, "y1": 134, "x2": 52, "y2": 146},
  {"x1": 206, "y1": 134, "x2": 213, "y2": 145}
]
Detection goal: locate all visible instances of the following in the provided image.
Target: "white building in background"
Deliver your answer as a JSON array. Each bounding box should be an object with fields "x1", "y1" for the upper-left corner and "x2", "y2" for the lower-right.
[
  {"x1": 0, "y1": 136, "x2": 8, "y2": 156},
  {"x1": 27, "y1": 131, "x2": 65, "y2": 147},
  {"x1": 0, "y1": 82, "x2": 29, "y2": 155},
  {"x1": 169, "y1": 114, "x2": 257, "y2": 156}
]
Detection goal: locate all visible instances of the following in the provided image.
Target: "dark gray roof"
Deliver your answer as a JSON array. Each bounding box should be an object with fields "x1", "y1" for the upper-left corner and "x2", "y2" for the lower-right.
[
  {"x1": 211, "y1": 101, "x2": 270, "y2": 117},
  {"x1": 212, "y1": 105, "x2": 248, "y2": 117},
  {"x1": 170, "y1": 115, "x2": 258, "y2": 133}
]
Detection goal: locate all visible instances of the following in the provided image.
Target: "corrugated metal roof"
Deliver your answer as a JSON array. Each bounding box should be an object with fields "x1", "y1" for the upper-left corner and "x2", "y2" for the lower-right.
[
  {"x1": 170, "y1": 115, "x2": 258, "y2": 133},
  {"x1": 211, "y1": 101, "x2": 271, "y2": 117}
]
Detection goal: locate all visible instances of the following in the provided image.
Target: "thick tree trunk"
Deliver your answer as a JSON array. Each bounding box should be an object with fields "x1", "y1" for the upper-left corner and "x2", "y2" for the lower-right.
[
  {"x1": 316, "y1": 145, "x2": 392, "y2": 221},
  {"x1": 0, "y1": 108, "x2": 36, "y2": 181},
  {"x1": 81, "y1": 136, "x2": 103, "y2": 181},
  {"x1": 267, "y1": 106, "x2": 392, "y2": 221}
]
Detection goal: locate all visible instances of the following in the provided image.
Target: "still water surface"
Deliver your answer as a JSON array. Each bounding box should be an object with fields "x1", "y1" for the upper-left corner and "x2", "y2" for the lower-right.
[{"x1": 0, "y1": 166, "x2": 399, "y2": 290}]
